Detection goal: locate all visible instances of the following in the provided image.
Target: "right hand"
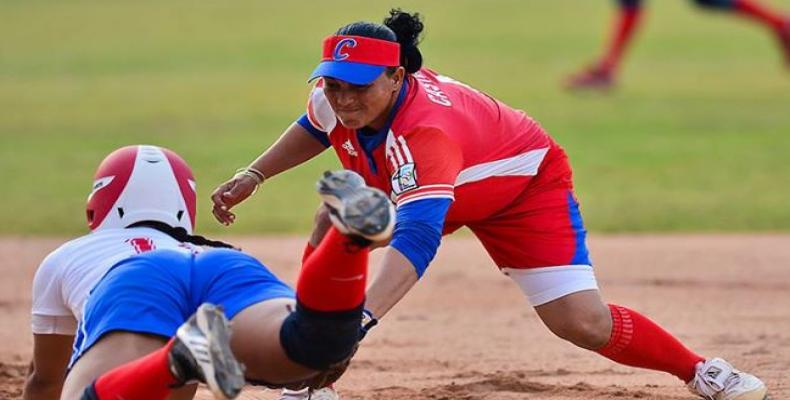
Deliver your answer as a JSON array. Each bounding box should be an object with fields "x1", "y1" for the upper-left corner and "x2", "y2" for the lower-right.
[{"x1": 210, "y1": 174, "x2": 259, "y2": 225}]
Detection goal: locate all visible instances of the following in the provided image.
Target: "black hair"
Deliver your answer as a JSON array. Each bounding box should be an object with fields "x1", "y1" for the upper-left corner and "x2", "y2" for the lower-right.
[
  {"x1": 129, "y1": 221, "x2": 236, "y2": 249},
  {"x1": 335, "y1": 9, "x2": 424, "y2": 74}
]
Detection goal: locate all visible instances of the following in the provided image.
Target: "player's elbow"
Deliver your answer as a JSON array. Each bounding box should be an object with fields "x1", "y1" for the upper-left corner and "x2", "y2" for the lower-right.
[
  {"x1": 390, "y1": 220, "x2": 442, "y2": 278},
  {"x1": 23, "y1": 370, "x2": 64, "y2": 400}
]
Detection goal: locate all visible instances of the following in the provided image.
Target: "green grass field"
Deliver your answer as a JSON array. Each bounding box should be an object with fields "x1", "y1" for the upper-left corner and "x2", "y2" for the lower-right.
[{"x1": 2, "y1": 0, "x2": 789, "y2": 235}]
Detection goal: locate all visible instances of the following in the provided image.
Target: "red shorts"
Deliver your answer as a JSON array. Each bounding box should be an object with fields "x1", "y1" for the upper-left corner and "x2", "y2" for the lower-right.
[{"x1": 444, "y1": 145, "x2": 590, "y2": 270}]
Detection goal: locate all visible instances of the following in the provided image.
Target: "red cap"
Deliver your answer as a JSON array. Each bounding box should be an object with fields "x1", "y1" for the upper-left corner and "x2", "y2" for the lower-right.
[{"x1": 309, "y1": 35, "x2": 401, "y2": 85}]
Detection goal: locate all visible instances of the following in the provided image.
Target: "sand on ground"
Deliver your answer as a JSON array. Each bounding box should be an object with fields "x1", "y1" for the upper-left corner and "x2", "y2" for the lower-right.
[{"x1": 1, "y1": 235, "x2": 788, "y2": 399}]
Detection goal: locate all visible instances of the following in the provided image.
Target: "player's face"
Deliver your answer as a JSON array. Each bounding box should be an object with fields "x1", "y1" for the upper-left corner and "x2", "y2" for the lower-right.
[{"x1": 323, "y1": 69, "x2": 404, "y2": 130}]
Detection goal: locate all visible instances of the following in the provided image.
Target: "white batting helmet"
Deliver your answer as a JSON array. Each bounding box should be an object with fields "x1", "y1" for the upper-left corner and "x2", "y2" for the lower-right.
[{"x1": 86, "y1": 145, "x2": 197, "y2": 233}]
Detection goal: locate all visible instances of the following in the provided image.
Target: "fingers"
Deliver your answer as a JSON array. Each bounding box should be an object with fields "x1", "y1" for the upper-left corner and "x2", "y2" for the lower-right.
[
  {"x1": 212, "y1": 204, "x2": 236, "y2": 226},
  {"x1": 210, "y1": 176, "x2": 258, "y2": 225},
  {"x1": 211, "y1": 180, "x2": 238, "y2": 225},
  {"x1": 211, "y1": 181, "x2": 234, "y2": 209}
]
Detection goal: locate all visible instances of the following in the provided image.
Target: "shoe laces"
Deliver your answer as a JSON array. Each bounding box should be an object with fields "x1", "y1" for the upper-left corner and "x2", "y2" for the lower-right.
[{"x1": 689, "y1": 358, "x2": 742, "y2": 399}]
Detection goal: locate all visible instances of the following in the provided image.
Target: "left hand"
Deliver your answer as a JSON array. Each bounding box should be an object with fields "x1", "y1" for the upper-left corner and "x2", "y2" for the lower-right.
[{"x1": 210, "y1": 174, "x2": 259, "y2": 225}]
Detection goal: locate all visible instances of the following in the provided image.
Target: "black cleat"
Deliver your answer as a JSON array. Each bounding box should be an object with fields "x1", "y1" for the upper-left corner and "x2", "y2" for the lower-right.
[{"x1": 317, "y1": 170, "x2": 395, "y2": 243}]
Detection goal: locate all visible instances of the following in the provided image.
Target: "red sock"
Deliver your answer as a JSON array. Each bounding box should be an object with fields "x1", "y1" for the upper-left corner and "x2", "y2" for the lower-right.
[
  {"x1": 301, "y1": 242, "x2": 316, "y2": 265},
  {"x1": 601, "y1": 5, "x2": 644, "y2": 71},
  {"x1": 596, "y1": 304, "x2": 703, "y2": 383},
  {"x1": 93, "y1": 340, "x2": 177, "y2": 400},
  {"x1": 734, "y1": 0, "x2": 785, "y2": 30},
  {"x1": 296, "y1": 227, "x2": 368, "y2": 312}
]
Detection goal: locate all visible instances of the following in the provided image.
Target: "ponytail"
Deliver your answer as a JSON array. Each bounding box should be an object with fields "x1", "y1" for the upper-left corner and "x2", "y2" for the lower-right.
[
  {"x1": 335, "y1": 9, "x2": 425, "y2": 74},
  {"x1": 383, "y1": 9, "x2": 424, "y2": 73}
]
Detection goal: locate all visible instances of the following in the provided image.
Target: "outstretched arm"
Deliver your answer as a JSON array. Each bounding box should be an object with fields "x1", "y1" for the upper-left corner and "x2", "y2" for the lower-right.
[
  {"x1": 247, "y1": 121, "x2": 330, "y2": 180},
  {"x1": 363, "y1": 247, "x2": 420, "y2": 318},
  {"x1": 211, "y1": 121, "x2": 328, "y2": 225},
  {"x1": 362, "y1": 127, "x2": 461, "y2": 321},
  {"x1": 23, "y1": 333, "x2": 74, "y2": 400},
  {"x1": 364, "y1": 198, "x2": 452, "y2": 320}
]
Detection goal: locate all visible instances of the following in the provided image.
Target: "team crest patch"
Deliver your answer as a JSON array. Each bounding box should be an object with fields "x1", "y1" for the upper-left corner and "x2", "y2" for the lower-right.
[{"x1": 391, "y1": 163, "x2": 418, "y2": 194}]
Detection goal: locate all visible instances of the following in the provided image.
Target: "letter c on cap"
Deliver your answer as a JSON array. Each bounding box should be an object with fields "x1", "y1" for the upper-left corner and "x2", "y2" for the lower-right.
[{"x1": 333, "y1": 38, "x2": 357, "y2": 61}]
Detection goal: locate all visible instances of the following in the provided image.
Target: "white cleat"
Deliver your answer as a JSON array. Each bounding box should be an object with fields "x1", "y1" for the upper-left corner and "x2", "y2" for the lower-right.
[
  {"x1": 170, "y1": 303, "x2": 246, "y2": 400},
  {"x1": 687, "y1": 358, "x2": 768, "y2": 400},
  {"x1": 317, "y1": 170, "x2": 395, "y2": 243},
  {"x1": 279, "y1": 387, "x2": 340, "y2": 400}
]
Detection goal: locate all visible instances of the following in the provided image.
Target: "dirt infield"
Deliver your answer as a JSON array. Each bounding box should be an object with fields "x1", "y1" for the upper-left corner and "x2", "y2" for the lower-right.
[{"x1": 2, "y1": 235, "x2": 789, "y2": 399}]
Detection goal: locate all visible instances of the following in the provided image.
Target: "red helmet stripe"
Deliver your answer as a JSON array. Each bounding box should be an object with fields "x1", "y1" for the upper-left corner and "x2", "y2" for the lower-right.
[{"x1": 87, "y1": 146, "x2": 138, "y2": 230}]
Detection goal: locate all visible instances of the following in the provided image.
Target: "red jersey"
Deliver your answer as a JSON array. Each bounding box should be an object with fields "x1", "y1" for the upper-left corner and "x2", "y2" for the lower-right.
[{"x1": 304, "y1": 68, "x2": 562, "y2": 228}]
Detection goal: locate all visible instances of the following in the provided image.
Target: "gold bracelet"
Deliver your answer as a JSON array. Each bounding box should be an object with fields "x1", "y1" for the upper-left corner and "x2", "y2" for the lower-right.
[
  {"x1": 234, "y1": 170, "x2": 264, "y2": 197},
  {"x1": 246, "y1": 166, "x2": 266, "y2": 183}
]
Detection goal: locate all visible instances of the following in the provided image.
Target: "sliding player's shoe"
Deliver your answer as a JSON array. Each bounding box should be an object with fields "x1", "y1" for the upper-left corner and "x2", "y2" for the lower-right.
[
  {"x1": 687, "y1": 358, "x2": 768, "y2": 400},
  {"x1": 170, "y1": 303, "x2": 246, "y2": 400}
]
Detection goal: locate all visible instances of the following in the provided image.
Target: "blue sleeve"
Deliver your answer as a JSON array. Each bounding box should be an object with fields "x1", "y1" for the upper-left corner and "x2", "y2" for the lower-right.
[
  {"x1": 389, "y1": 198, "x2": 452, "y2": 278},
  {"x1": 296, "y1": 114, "x2": 331, "y2": 148}
]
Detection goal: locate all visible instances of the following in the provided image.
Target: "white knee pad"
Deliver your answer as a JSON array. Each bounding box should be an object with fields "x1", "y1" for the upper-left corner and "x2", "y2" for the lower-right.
[{"x1": 502, "y1": 265, "x2": 599, "y2": 306}]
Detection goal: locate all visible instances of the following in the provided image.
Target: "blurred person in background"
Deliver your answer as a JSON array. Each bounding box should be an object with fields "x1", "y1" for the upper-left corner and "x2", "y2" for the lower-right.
[
  {"x1": 566, "y1": 0, "x2": 790, "y2": 90},
  {"x1": 211, "y1": 8, "x2": 769, "y2": 400}
]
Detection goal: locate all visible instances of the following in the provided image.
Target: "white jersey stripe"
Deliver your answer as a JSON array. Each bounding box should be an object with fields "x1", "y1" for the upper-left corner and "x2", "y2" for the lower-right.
[
  {"x1": 455, "y1": 147, "x2": 549, "y2": 187},
  {"x1": 389, "y1": 142, "x2": 405, "y2": 166},
  {"x1": 385, "y1": 147, "x2": 400, "y2": 170},
  {"x1": 306, "y1": 104, "x2": 324, "y2": 132},
  {"x1": 397, "y1": 135, "x2": 414, "y2": 163},
  {"x1": 398, "y1": 189, "x2": 455, "y2": 202},
  {"x1": 398, "y1": 193, "x2": 455, "y2": 206},
  {"x1": 407, "y1": 184, "x2": 454, "y2": 190},
  {"x1": 386, "y1": 152, "x2": 398, "y2": 171}
]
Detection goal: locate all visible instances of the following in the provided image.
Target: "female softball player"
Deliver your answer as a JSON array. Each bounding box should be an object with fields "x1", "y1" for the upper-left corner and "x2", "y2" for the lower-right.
[
  {"x1": 24, "y1": 145, "x2": 393, "y2": 400},
  {"x1": 211, "y1": 9, "x2": 768, "y2": 400}
]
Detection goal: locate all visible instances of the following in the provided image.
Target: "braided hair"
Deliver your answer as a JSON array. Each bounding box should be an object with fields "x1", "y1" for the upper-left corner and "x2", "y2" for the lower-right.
[{"x1": 129, "y1": 221, "x2": 236, "y2": 249}]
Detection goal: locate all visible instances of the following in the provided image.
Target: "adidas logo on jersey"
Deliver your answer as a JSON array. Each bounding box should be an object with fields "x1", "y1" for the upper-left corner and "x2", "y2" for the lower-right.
[{"x1": 342, "y1": 139, "x2": 358, "y2": 157}]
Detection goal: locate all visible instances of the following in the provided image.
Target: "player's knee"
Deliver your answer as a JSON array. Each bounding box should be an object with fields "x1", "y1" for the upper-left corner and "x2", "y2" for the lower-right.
[
  {"x1": 692, "y1": 0, "x2": 735, "y2": 10},
  {"x1": 279, "y1": 304, "x2": 361, "y2": 370},
  {"x1": 547, "y1": 309, "x2": 611, "y2": 350}
]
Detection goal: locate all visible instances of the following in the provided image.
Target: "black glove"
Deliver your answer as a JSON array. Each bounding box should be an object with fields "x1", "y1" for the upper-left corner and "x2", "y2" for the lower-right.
[{"x1": 359, "y1": 309, "x2": 378, "y2": 341}]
